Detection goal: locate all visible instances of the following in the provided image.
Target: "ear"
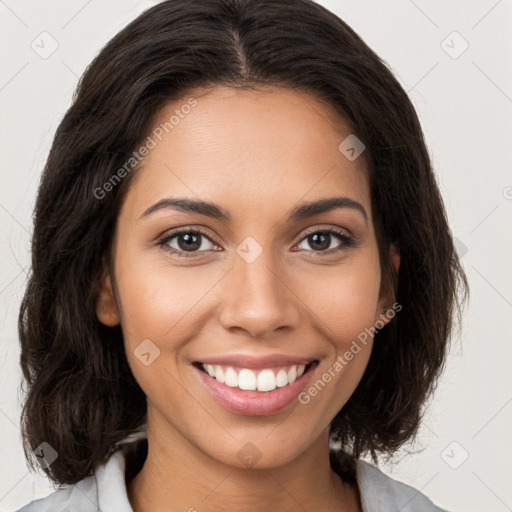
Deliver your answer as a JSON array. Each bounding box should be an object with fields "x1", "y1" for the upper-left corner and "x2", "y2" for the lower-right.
[
  {"x1": 374, "y1": 242, "x2": 400, "y2": 326},
  {"x1": 95, "y1": 266, "x2": 120, "y2": 327}
]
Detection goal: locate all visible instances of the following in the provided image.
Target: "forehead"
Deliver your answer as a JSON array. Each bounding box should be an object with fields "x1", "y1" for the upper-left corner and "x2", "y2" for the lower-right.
[{"x1": 121, "y1": 85, "x2": 371, "y2": 223}]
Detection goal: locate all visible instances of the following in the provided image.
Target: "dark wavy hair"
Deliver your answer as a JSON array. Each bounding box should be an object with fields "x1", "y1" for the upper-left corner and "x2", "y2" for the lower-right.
[{"x1": 18, "y1": 0, "x2": 468, "y2": 486}]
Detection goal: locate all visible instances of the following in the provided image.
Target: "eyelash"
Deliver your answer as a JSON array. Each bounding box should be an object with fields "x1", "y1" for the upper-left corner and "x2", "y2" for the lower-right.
[{"x1": 156, "y1": 226, "x2": 356, "y2": 259}]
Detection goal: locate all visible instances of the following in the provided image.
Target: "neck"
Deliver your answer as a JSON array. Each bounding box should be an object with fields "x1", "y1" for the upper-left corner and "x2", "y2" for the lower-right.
[{"x1": 127, "y1": 413, "x2": 360, "y2": 512}]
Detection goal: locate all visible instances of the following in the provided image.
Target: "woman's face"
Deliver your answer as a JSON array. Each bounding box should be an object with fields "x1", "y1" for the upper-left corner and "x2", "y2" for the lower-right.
[{"x1": 97, "y1": 85, "x2": 393, "y2": 468}]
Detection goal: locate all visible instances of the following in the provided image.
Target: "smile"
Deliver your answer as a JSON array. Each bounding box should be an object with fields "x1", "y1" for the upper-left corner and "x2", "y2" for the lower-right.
[
  {"x1": 193, "y1": 357, "x2": 319, "y2": 416},
  {"x1": 200, "y1": 363, "x2": 310, "y2": 391}
]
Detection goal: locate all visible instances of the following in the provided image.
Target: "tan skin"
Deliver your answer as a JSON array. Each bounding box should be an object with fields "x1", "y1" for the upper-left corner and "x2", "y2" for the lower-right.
[{"x1": 96, "y1": 85, "x2": 400, "y2": 512}]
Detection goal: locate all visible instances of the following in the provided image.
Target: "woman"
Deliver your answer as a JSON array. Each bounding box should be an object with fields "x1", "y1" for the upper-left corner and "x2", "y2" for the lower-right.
[{"x1": 16, "y1": 0, "x2": 468, "y2": 511}]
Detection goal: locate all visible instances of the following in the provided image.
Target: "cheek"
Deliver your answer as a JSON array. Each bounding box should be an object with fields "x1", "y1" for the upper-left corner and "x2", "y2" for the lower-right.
[
  {"x1": 113, "y1": 249, "x2": 231, "y2": 397},
  {"x1": 295, "y1": 253, "x2": 381, "y2": 422},
  {"x1": 298, "y1": 342, "x2": 373, "y2": 437},
  {"x1": 114, "y1": 253, "x2": 216, "y2": 344},
  {"x1": 114, "y1": 258, "x2": 206, "y2": 407},
  {"x1": 304, "y1": 253, "x2": 382, "y2": 347}
]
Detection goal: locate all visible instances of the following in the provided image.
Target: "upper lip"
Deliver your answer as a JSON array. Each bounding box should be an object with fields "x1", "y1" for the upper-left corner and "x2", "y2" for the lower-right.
[{"x1": 195, "y1": 354, "x2": 317, "y2": 369}]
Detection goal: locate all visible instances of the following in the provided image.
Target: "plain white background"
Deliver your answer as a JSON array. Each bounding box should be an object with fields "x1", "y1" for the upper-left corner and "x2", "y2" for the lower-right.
[{"x1": 1, "y1": 1, "x2": 511, "y2": 511}]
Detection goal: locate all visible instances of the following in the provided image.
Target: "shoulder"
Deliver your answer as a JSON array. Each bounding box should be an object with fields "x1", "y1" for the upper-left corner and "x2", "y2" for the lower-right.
[
  {"x1": 356, "y1": 459, "x2": 450, "y2": 512},
  {"x1": 14, "y1": 431, "x2": 146, "y2": 512},
  {"x1": 13, "y1": 474, "x2": 98, "y2": 512}
]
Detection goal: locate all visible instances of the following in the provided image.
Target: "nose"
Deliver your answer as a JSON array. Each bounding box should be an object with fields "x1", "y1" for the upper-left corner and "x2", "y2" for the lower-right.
[{"x1": 218, "y1": 245, "x2": 301, "y2": 339}]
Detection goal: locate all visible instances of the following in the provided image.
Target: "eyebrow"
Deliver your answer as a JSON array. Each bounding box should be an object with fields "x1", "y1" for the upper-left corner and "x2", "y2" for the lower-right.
[{"x1": 139, "y1": 196, "x2": 368, "y2": 224}]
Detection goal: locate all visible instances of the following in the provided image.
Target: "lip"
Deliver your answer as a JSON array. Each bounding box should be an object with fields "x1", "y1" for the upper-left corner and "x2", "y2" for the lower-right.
[
  {"x1": 193, "y1": 359, "x2": 319, "y2": 416},
  {"x1": 196, "y1": 353, "x2": 315, "y2": 369}
]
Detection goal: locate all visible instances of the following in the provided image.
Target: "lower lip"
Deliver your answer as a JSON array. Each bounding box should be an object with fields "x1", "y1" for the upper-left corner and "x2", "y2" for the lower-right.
[{"x1": 195, "y1": 364, "x2": 316, "y2": 416}]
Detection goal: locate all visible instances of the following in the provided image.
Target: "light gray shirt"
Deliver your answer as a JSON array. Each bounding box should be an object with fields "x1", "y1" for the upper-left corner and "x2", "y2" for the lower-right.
[{"x1": 16, "y1": 439, "x2": 449, "y2": 512}]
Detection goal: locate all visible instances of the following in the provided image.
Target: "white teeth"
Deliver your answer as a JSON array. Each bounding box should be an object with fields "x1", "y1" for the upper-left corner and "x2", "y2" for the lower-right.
[
  {"x1": 224, "y1": 367, "x2": 238, "y2": 387},
  {"x1": 214, "y1": 366, "x2": 225, "y2": 384},
  {"x1": 276, "y1": 369, "x2": 288, "y2": 387},
  {"x1": 238, "y1": 369, "x2": 257, "y2": 390},
  {"x1": 201, "y1": 363, "x2": 310, "y2": 392},
  {"x1": 257, "y1": 369, "x2": 276, "y2": 392}
]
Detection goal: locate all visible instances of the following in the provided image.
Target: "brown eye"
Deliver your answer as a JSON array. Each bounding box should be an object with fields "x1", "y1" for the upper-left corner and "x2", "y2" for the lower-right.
[
  {"x1": 296, "y1": 228, "x2": 355, "y2": 254},
  {"x1": 158, "y1": 228, "x2": 219, "y2": 257},
  {"x1": 175, "y1": 232, "x2": 203, "y2": 252},
  {"x1": 304, "y1": 232, "x2": 334, "y2": 251}
]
